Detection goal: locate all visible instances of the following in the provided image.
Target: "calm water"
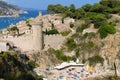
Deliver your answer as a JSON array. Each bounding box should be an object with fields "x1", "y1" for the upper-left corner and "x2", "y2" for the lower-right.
[{"x1": 0, "y1": 10, "x2": 46, "y2": 29}]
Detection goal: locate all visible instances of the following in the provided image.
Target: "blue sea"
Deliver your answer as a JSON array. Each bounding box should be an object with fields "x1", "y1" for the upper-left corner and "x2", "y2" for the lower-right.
[{"x1": 0, "y1": 10, "x2": 47, "y2": 29}]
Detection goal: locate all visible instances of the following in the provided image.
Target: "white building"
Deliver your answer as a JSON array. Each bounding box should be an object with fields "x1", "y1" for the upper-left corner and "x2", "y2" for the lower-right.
[{"x1": 54, "y1": 61, "x2": 84, "y2": 70}]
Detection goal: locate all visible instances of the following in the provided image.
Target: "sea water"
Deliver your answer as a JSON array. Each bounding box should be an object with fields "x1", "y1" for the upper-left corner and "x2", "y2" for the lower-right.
[{"x1": 0, "y1": 10, "x2": 46, "y2": 29}]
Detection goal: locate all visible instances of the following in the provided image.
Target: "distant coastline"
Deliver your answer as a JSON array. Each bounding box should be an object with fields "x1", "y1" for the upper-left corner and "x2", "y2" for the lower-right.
[
  {"x1": 0, "y1": 15, "x2": 14, "y2": 18},
  {"x1": 0, "y1": 10, "x2": 28, "y2": 18},
  {"x1": 0, "y1": 10, "x2": 47, "y2": 30}
]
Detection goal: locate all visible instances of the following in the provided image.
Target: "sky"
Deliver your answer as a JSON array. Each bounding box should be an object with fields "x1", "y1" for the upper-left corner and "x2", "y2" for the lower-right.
[{"x1": 4, "y1": 0, "x2": 100, "y2": 10}]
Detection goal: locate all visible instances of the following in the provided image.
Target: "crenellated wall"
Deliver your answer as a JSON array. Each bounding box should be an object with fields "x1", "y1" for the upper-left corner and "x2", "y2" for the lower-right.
[
  {"x1": 44, "y1": 34, "x2": 66, "y2": 50},
  {"x1": 1, "y1": 35, "x2": 34, "y2": 51}
]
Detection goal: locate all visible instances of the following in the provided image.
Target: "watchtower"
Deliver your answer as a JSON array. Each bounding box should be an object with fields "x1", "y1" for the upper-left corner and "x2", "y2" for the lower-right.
[{"x1": 31, "y1": 21, "x2": 43, "y2": 52}]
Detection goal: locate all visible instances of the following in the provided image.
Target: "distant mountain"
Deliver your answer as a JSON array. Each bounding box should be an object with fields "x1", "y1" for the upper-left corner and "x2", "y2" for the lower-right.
[{"x1": 0, "y1": 0, "x2": 20, "y2": 15}]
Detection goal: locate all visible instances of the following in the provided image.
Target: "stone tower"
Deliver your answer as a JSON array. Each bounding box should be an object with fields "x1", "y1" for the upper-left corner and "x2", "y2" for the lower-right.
[
  {"x1": 31, "y1": 21, "x2": 43, "y2": 52},
  {"x1": 39, "y1": 11, "x2": 42, "y2": 16}
]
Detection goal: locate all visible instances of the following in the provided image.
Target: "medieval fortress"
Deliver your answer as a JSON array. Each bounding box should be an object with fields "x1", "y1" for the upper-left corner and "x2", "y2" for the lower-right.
[{"x1": 0, "y1": 12, "x2": 75, "y2": 52}]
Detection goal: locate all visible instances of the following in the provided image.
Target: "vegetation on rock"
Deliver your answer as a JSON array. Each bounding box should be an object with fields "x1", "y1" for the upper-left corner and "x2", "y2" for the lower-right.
[
  {"x1": 88, "y1": 55, "x2": 104, "y2": 66},
  {"x1": 0, "y1": 51, "x2": 43, "y2": 80}
]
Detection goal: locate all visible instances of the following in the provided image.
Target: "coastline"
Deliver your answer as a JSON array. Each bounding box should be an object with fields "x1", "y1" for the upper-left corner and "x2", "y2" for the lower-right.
[
  {"x1": 0, "y1": 11, "x2": 28, "y2": 18},
  {"x1": 0, "y1": 15, "x2": 14, "y2": 18}
]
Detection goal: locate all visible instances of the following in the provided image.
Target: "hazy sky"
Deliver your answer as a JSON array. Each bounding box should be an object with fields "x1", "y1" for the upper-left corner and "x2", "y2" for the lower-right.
[{"x1": 5, "y1": 0, "x2": 100, "y2": 10}]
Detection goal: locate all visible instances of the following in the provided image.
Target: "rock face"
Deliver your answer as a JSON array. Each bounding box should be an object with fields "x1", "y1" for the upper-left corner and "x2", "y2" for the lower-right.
[{"x1": 100, "y1": 34, "x2": 119, "y2": 66}]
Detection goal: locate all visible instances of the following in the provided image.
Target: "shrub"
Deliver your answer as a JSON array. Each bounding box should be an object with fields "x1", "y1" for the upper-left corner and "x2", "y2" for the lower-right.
[
  {"x1": 104, "y1": 24, "x2": 116, "y2": 34},
  {"x1": 90, "y1": 14, "x2": 107, "y2": 28},
  {"x1": 28, "y1": 60, "x2": 36, "y2": 69},
  {"x1": 81, "y1": 41, "x2": 94, "y2": 51},
  {"x1": 75, "y1": 48, "x2": 80, "y2": 58},
  {"x1": 60, "y1": 30, "x2": 71, "y2": 36},
  {"x1": 83, "y1": 32, "x2": 96, "y2": 39},
  {"x1": 88, "y1": 55, "x2": 104, "y2": 66},
  {"x1": 99, "y1": 23, "x2": 116, "y2": 39},
  {"x1": 99, "y1": 28, "x2": 108, "y2": 39},
  {"x1": 2, "y1": 52, "x2": 9, "y2": 58},
  {"x1": 70, "y1": 22, "x2": 74, "y2": 28},
  {"x1": 88, "y1": 41, "x2": 94, "y2": 48},
  {"x1": 54, "y1": 50, "x2": 64, "y2": 60},
  {"x1": 66, "y1": 38, "x2": 77, "y2": 51},
  {"x1": 10, "y1": 26, "x2": 19, "y2": 31},
  {"x1": 27, "y1": 23, "x2": 32, "y2": 28},
  {"x1": 49, "y1": 48, "x2": 73, "y2": 61},
  {"x1": 61, "y1": 56, "x2": 72, "y2": 62},
  {"x1": 76, "y1": 23, "x2": 88, "y2": 33},
  {"x1": 26, "y1": 19, "x2": 32, "y2": 28}
]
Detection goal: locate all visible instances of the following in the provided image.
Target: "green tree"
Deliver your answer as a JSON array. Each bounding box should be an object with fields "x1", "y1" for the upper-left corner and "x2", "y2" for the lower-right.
[
  {"x1": 47, "y1": 4, "x2": 55, "y2": 13},
  {"x1": 99, "y1": 23, "x2": 116, "y2": 39},
  {"x1": 90, "y1": 3, "x2": 105, "y2": 13},
  {"x1": 69, "y1": 4, "x2": 76, "y2": 12},
  {"x1": 75, "y1": 8, "x2": 86, "y2": 19},
  {"x1": 47, "y1": 4, "x2": 68, "y2": 14},
  {"x1": 43, "y1": 29, "x2": 59, "y2": 35},
  {"x1": 89, "y1": 13, "x2": 107, "y2": 28},
  {"x1": 10, "y1": 26, "x2": 19, "y2": 35},
  {"x1": 100, "y1": 0, "x2": 120, "y2": 8},
  {"x1": 65, "y1": 10, "x2": 72, "y2": 17},
  {"x1": 82, "y1": 4, "x2": 92, "y2": 12}
]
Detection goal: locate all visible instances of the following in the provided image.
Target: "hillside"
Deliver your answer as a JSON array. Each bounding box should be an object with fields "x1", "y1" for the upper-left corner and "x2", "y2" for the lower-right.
[
  {"x1": 40, "y1": 0, "x2": 120, "y2": 78},
  {"x1": 0, "y1": 0, "x2": 20, "y2": 15}
]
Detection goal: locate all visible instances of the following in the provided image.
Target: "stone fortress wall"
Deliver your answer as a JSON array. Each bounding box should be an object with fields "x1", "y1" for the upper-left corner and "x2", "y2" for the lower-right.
[
  {"x1": 1, "y1": 34, "x2": 34, "y2": 51},
  {"x1": 44, "y1": 34, "x2": 66, "y2": 50},
  {"x1": 0, "y1": 19, "x2": 43, "y2": 52},
  {"x1": 0, "y1": 21, "x2": 66, "y2": 52},
  {"x1": 0, "y1": 12, "x2": 73, "y2": 52}
]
